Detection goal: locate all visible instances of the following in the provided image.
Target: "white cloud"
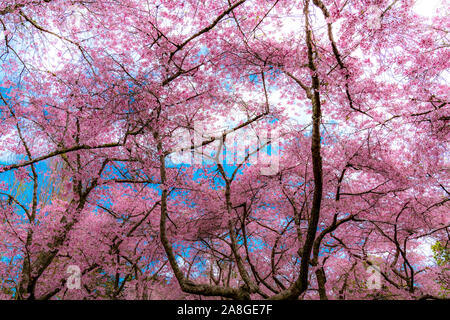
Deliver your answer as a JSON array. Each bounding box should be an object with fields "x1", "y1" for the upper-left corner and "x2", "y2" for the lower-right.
[
  {"x1": 0, "y1": 133, "x2": 18, "y2": 164},
  {"x1": 413, "y1": 0, "x2": 442, "y2": 17}
]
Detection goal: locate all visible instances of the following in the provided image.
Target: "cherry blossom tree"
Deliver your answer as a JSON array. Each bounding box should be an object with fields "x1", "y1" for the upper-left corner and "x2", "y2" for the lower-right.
[{"x1": 0, "y1": 0, "x2": 448, "y2": 300}]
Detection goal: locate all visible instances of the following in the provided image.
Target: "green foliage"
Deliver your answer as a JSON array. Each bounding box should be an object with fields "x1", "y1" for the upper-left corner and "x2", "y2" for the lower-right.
[
  {"x1": 431, "y1": 241, "x2": 449, "y2": 266},
  {"x1": 431, "y1": 241, "x2": 449, "y2": 298}
]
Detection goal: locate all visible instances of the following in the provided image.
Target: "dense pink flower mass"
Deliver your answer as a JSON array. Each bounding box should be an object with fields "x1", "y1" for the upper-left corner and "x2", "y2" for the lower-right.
[{"x1": 0, "y1": 0, "x2": 448, "y2": 300}]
